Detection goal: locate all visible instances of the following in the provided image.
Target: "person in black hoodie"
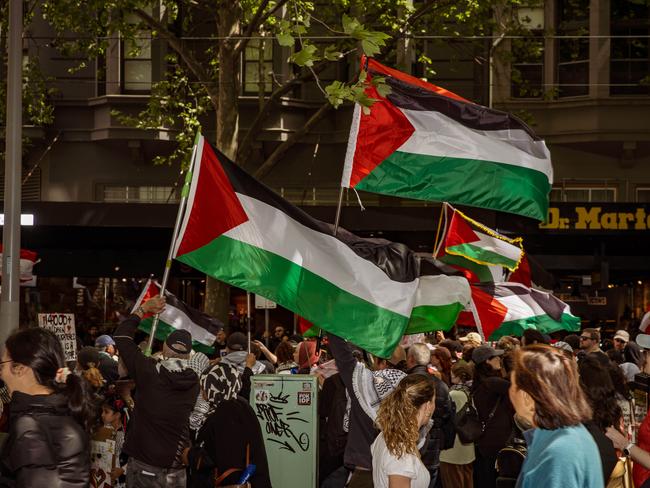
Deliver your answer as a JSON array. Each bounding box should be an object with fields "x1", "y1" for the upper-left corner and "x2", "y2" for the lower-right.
[
  {"x1": 113, "y1": 295, "x2": 199, "y2": 488},
  {"x1": 0, "y1": 327, "x2": 95, "y2": 487}
]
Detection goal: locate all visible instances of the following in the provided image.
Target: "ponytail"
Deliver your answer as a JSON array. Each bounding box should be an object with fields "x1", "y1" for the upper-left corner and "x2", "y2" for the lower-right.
[
  {"x1": 54, "y1": 371, "x2": 98, "y2": 433},
  {"x1": 82, "y1": 365, "x2": 105, "y2": 389}
]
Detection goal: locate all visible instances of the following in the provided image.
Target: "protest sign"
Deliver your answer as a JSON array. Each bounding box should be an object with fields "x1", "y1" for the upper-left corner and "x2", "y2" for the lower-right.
[
  {"x1": 90, "y1": 426, "x2": 117, "y2": 488},
  {"x1": 38, "y1": 313, "x2": 77, "y2": 361},
  {"x1": 252, "y1": 375, "x2": 318, "y2": 488}
]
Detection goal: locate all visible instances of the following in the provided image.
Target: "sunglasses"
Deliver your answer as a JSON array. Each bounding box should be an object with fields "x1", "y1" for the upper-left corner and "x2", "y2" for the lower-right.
[
  {"x1": 579, "y1": 336, "x2": 594, "y2": 341},
  {"x1": 614, "y1": 338, "x2": 627, "y2": 343}
]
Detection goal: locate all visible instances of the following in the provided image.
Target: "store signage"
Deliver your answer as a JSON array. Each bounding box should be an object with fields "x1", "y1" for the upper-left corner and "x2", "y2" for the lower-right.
[{"x1": 540, "y1": 206, "x2": 650, "y2": 231}]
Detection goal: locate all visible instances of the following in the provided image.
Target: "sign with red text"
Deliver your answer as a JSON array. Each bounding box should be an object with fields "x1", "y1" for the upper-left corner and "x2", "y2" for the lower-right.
[{"x1": 38, "y1": 313, "x2": 77, "y2": 361}]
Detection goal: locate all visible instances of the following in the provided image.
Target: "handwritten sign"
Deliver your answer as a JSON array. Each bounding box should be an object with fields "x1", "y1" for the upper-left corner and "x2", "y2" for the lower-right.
[
  {"x1": 38, "y1": 313, "x2": 77, "y2": 361},
  {"x1": 252, "y1": 375, "x2": 318, "y2": 488},
  {"x1": 90, "y1": 427, "x2": 117, "y2": 488}
]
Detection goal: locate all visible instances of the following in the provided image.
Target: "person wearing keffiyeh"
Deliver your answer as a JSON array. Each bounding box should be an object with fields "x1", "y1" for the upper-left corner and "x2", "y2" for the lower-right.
[{"x1": 186, "y1": 363, "x2": 272, "y2": 488}]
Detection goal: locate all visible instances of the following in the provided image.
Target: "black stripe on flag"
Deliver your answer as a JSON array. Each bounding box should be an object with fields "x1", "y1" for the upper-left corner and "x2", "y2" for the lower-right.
[
  {"x1": 209, "y1": 142, "x2": 425, "y2": 283},
  {"x1": 481, "y1": 283, "x2": 565, "y2": 321},
  {"x1": 374, "y1": 73, "x2": 541, "y2": 142},
  {"x1": 160, "y1": 286, "x2": 224, "y2": 336}
]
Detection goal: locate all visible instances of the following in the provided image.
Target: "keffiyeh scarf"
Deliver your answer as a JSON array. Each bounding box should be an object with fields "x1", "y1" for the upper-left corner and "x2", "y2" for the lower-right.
[{"x1": 200, "y1": 363, "x2": 242, "y2": 410}]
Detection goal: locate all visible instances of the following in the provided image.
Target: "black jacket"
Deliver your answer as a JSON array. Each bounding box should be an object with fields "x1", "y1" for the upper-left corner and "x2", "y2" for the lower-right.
[
  {"x1": 188, "y1": 398, "x2": 272, "y2": 488},
  {"x1": 97, "y1": 353, "x2": 119, "y2": 384},
  {"x1": 0, "y1": 392, "x2": 90, "y2": 488},
  {"x1": 114, "y1": 315, "x2": 199, "y2": 468},
  {"x1": 473, "y1": 376, "x2": 515, "y2": 456}
]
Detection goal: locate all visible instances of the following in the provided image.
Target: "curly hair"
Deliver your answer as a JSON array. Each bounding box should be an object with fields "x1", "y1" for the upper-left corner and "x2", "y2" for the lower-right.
[{"x1": 375, "y1": 374, "x2": 436, "y2": 458}]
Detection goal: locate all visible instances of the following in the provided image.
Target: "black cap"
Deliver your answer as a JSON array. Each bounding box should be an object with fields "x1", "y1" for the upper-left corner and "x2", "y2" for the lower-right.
[
  {"x1": 165, "y1": 330, "x2": 192, "y2": 354},
  {"x1": 227, "y1": 332, "x2": 248, "y2": 351},
  {"x1": 471, "y1": 345, "x2": 504, "y2": 365}
]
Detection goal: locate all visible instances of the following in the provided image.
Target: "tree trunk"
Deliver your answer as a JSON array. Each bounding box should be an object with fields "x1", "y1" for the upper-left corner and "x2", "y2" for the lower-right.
[{"x1": 205, "y1": 3, "x2": 242, "y2": 324}]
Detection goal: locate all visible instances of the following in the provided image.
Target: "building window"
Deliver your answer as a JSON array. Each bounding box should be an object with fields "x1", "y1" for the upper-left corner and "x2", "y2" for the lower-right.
[
  {"x1": 550, "y1": 186, "x2": 617, "y2": 202},
  {"x1": 511, "y1": 5, "x2": 545, "y2": 98},
  {"x1": 242, "y1": 39, "x2": 273, "y2": 95},
  {"x1": 122, "y1": 14, "x2": 152, "y2": 93},
  {"x1": 557, "y1": 0, "x2": 589, "y2": 97},
  {"x1": 610, "y1": 0, "x2": 650, "y2": 95},
  {"x1": 100, "y1": 185, "x2": 176, "y2": 203},
  {"x1": 636, "y1": 187, "x2": 650, "y2": 202}
]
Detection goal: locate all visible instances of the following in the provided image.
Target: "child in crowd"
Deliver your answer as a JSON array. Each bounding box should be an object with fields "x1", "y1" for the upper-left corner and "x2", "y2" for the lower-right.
[{"x1": 101, "y1": 392, "x2": 131, "y2": 488}]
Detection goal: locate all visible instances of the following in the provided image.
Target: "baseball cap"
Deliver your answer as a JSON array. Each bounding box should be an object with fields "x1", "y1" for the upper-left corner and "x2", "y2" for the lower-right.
[
  {"x1": 614, "y1": 330, "x2": 630, "y2": 343},
  {"x1": 165, "y1": 329, "x2": 192, "y2": 354},
  {"x1": 95, "y1": 334, "x2": 115, "y2": 348},
  {"x1": 460, "y1": 332, "x2": 482, "y2": 344},
  {"x1": 637, "y1": 334, "x2": 650, "y2": 350},
  {"x1": 227, "y1": 331, "x2": 248, "y2": 351},
  {"x1": 472, "y1": 345, "x2": 504, "y2": 364}
]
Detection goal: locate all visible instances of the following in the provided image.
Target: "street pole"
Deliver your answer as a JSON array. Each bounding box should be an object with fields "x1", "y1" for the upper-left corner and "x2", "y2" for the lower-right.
[{"x1": 0, "y1": 0, "x2": 23, "y2": 342}]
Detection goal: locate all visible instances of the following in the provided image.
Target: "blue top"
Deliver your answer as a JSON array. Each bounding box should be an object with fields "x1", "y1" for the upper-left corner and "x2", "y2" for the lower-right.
[{"x1": 516, "y1": 424, "x2": 604, "y2": 488}]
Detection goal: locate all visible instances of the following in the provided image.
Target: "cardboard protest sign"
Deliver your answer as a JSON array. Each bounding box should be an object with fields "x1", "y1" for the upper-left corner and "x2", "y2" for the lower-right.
[
  {"x1": 38, "y1": 313, "x2": 77, "y2": 361},
  {"x1": 251, "y1": 375, "x2": 318, "y2": 488},
  {"x1": 90, "y1": 426, "x2": 117, "y2": 488}
]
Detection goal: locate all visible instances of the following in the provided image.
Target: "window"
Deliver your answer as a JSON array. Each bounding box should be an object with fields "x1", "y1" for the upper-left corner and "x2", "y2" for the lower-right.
[
  {"x1": 636, "y1": 187, "x2": 650, "y2": 202},
  {"x1": 122, "y1": 13, "x2": 152, "y2": 92},
  {"x1": 242, "y1": 39, "x2": 273, "y2": 95},
  {"x1": 610, "y1": 0, "x2": 650, "y2": 95},
  {"x1": 550, "y1": 186, "x2": 617, "y2": 202},
  {"x1": 557, "y1": 0, "x2": 589, "y2": 97},
  {"x1": 100, "y1": 185, "x2": 176, "y2": 203},
  {"x1": 511, "y1": 5, "x2": 545, "y2": 98}
]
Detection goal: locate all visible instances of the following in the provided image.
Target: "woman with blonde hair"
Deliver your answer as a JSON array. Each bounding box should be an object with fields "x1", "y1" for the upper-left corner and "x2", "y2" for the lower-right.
[
  {"x1": 510, "y1": 344, "x2": 603, "y2": 487},
  {"x1": 372, "y1": 374, "x2": 436, "y2": 488}
]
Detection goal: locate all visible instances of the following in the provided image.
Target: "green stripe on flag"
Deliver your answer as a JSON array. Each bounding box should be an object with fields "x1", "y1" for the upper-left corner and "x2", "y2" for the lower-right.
[
  {"x1": 446, "y1": 243, "x2": 519, "y2": 269},
  {"x1": 138, "y1": 318, "x2": 214, "y2": 355},
  {"x1": 405, "y1": 303, "x2": 465, "y2": 335},
  {"x1": 356, "y1": 152, "x2": 551, "y2": 221},
  {"x1": 176, "y1": 235, "x2": 409, "y2": 358},
  {"x1": 439, "y1": 253, "x2": 496, "y2": 283},
  {"x1": 488, "y1": 313, "x2": 581, "y2": 341}
]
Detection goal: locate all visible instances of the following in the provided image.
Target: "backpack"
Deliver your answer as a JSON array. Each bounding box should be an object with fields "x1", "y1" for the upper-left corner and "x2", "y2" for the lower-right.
[{"x1": 453, "y1": 390, "x2": 500, "y2": 444}]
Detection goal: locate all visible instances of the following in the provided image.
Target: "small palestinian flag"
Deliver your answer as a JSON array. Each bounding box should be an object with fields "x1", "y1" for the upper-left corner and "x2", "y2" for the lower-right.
[
  {"x1": 439, "y1": 205, "x2": 524, "y2": 272},
  {"x1": 0, "y1": 245, "x2": 39, "y2": 282},
  {"x1": 457, "y1": 282, "x2": 581, "y2": 340},
  {"x1": 172, "y1": 135, "x2": 470, "y2": 358},
  {"x1": 342, "y1": 57, "x2": 553, "y2": 221},
  {"x1": 132, "y1": 279, "x2": 223, "y2": 354}
]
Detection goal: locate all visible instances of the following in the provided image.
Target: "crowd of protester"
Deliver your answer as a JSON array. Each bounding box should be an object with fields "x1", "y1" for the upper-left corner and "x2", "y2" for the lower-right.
[{"x1": 1, "y1": 296, "x2": 650, "y2": 488}]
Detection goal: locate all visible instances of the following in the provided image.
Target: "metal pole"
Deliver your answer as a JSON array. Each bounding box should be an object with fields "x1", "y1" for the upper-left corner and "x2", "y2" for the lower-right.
[
  {"x1": 333, "y1": 186, "x2": 345, "y2": 236},
  {"x1": 145, "y1": 137, "x2": 200, "y2": 354},
  {"x1": 264, "y1": 308, "x2": 269, "y2": 348},
  {"x1": 246, "y1": 292, "x2": 252, "y2": 354},
  {"x1": 0, "y1": 0, "x2": 23, "y2": 341}
]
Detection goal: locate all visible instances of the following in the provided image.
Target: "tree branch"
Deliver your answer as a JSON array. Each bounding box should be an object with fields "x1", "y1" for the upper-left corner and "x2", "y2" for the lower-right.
[
  {"x1": 237, "y1": 60, "x2": 329, "y2": 164},
  {"x1": 134, "y1": 8, "x2": 219, "y2": 109},
  {"x1": 253, "y1": 102, "x2": 331, "y2": 180},
  {"x1": 234, "y1": 0, "x2": 291, "y2": 56}
]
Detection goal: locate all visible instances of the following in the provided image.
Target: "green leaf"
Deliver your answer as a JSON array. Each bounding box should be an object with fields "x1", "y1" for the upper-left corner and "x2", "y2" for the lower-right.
[
  {"x1": 277, "y1": 32, "x2": 294, "y2": 47},
  {"x1": 323, "y1": 45, "x2": 342, "y2": 61},
  {"x1": 376, "y1": 83, "x2": 392, "y2": 98},
  {"x1": 290, "y1": 43, "x2": 319, "y2": 67}
]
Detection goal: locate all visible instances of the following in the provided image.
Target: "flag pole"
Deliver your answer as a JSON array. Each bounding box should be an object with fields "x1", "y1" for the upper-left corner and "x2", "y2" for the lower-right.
[
  {"x1": 468, "y1": 296, "x2": 486, "y2": 343},
  {"x1": 246, "y1": 291, "x2": 252, "y2": 354},
  {"x1": 433, "y1": 202, "x2": 450, "y2": 258},
  {"x1": 333, "y1": 187, "x2": 345, "y2": 236},
  {"x1": 145, "y1": 135, "x2": 200, "y2": 355}
]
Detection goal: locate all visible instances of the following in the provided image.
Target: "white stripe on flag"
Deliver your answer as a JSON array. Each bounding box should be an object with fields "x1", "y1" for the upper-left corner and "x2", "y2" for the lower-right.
[
  {"x1": 160, "y1": 304, "x2": 217, "y2": 346},
  {"x1": 412, "y1": 275, "x2": 470, "y2": 308},
  {"x1": 224, "y1": 193, "x2": 418, "y2": 317},
  {"x1": 341, "y1": 103, "x2": 362, "y2": 188}
]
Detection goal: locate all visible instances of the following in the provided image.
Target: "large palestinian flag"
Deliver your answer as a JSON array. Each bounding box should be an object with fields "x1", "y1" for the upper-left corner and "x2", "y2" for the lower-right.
[
  {"x1": 172, "y1": 135, "x2": 470, "y2": 357},
  {"x1": 132, "y1": 279, "x2": 223, "y2": 354},
  {"x1": 342, "y1": 57, "x2": 553, "y2": 221},
  {"x1": 458, "y1": 282, "x2": 581, "y2": 340}
]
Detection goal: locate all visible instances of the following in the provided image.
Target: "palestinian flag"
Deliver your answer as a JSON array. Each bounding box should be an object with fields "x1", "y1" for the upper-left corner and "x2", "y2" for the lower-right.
[
  {"x1": 457, "y1": 282, "x2": 581, "y2": 340},
  {"x1": 0, "y1": 245, "x2": 39, "y2": 282},
  {"x1": 132, "y1": 279, "x2": 223, "y2": 354},
  {"x1": 406, "y1": 275, "x2": 470, "y2": 334},
  {"x1": 440, "y1": 205, "x2": 523, "y2": 272},
  {"x1": 342, "y1": 57, "x2": 553, "y2": 221},
  {"x1": 172, "y1": 135, "x2": 470, "y2": 357}
]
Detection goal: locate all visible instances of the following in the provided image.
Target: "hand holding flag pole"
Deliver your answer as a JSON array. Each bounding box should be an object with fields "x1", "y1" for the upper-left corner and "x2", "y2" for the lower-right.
[{"x1": 145, "y1": 135, "x2": 200, "y2": 356}]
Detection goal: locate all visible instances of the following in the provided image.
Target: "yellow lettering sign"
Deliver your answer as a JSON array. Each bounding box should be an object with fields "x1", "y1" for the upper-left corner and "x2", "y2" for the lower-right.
[{"x1": 575, "y1": 207, "x2": 602, "y2": 230}]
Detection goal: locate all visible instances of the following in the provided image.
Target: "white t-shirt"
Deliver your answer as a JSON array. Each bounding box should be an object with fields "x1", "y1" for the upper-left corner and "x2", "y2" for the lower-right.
[{"x1": 371, "y1": 432, "x2": 430, "y2": 488}]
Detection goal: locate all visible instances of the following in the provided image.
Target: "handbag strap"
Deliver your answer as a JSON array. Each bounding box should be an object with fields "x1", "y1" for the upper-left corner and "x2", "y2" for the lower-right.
[{"x1": 214, "y1": 444, "x2": 251, "y2": 487}]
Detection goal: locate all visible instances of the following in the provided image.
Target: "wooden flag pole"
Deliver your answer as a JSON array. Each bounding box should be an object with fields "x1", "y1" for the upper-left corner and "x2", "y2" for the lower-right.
[
  {"x1": 145, "y1": 134, "x2": 200, "y2": 355},
  {"x1": 433, "y1": 202, "x2": 450, "y2": 258}
]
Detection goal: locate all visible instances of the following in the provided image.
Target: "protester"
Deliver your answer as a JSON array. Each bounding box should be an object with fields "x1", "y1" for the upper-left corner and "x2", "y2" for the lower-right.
[
  {"x1": 372, "y1": 374, "x2": 436, "y2": 488},
  {"x1": 406, "y1": 343, "x2": 454, "y2": 488},
  {"x1": 520, "y1": 329, "x2": 548, "y2": 346},
  {"x1": 459, "y1": 332, "x2": 482, "y2": 348},
  {"x1": 113, "y1": 295, "x2": 199, "y2": 488},
  {"x1": 268, "y1": 325, "x2": 287, "y2": 353},
  {"x1": 275, "y1": 341, "x2": 298, "y2": 374},
  {"x1": 221, "y1": 331, "x2": 266, "y2": 374},
  {"x1": 0, "y1": 327, "x2": 94, "y2": 486},
  {"x1": 613, "y1": 330, "x2": 630, "y2": 352},
  {"x1": 186, "y1": 363, "x2": 272, "y2": 488},
  {"x1": 430, "y1": 347, "x2": 452, "y2": 386},
  {"x1": 564, "y1": 334, "x2": 581, "y2": 355},
  {"x1": 96, "y1": 334, "x2": 120, "y2": 383},
  {"x1": 295, "y1": 339, "x2": 320, "y2": 374},
  {"x1": 580, "y1": 328, "x2": 604, "y2": 355},
  {"x1": 77, "y1": 345, "x2": 106, "y2": 390},
  {"x1": 510, "y1": 345, "x2": 603, "y2": 487},
  {"x1": 212, "y1": 328, "x2": 227, "y2": 358},
  {"x1": 439, "y1": 360, "x2": 475, "y2": 488},
  {"x1": 319, "y1": 370, "x2": 349, "y2": 485},
  {"x1": 471, "y1": 345, "x2": 514, "y2": 488},
  {"x1": 101, "y1": 391, "x2": 131, "y2": 488},
  {"x1": 438, "y1": 340, "x2": 463, "y2": 362},
  {"x1": 327, "y1": 332, "x2": 406, "y2": 488}
]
